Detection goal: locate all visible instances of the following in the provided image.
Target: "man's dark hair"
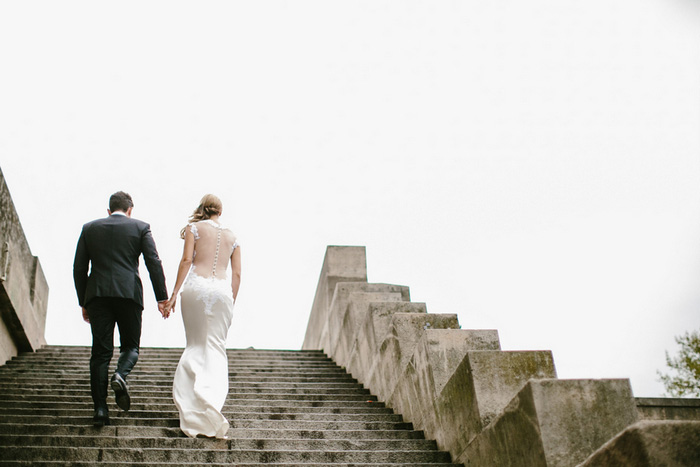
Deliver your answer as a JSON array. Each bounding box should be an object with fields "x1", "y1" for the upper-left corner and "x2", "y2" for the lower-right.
[{"x1": 109, "y1": 191, "x2": 134, "y2": 213}]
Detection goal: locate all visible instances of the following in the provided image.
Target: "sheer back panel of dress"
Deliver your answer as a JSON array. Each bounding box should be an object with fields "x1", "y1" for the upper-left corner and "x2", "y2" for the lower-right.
[{"x1": 189, "y1": 220, "x2": 237, "y2": 279}]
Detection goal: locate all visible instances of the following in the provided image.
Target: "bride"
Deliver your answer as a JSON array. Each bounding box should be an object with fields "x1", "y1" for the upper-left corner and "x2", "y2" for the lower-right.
[{"x1": 164, "y1": 194, "x2": 241, "y2": 438}]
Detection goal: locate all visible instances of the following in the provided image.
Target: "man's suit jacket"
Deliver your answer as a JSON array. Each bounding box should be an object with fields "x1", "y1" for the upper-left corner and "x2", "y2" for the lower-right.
[{"x1": 73, "y1": 213, "x2": 168, "y2": 309}]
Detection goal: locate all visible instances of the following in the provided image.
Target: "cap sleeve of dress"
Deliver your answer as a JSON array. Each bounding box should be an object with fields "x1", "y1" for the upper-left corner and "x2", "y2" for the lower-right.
[{"x1": 189, "y1": 223, "x2": 199, "y2": 241}]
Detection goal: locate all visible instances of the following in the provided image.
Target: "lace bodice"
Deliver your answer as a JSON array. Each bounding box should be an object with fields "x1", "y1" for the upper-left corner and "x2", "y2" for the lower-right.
[{"x1": 187, "y1": 219, "x2": 238, "y2": 280}]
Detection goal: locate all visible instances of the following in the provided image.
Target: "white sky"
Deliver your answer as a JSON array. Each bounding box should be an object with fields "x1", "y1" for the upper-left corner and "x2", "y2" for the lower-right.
[{"x1": 1, "y1": 1, "x2": 699, "y2": 397}]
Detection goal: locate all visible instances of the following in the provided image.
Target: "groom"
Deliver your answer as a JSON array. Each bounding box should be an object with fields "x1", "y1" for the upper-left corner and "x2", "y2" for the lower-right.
[{"x1": 73, "y1": 191, "x2": 169, "y2": 427}]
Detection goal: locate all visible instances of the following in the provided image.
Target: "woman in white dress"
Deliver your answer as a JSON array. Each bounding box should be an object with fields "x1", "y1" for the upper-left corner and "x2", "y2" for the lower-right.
[{"x1": 163, "y1": 194, "x2": 241, "y2": 438}]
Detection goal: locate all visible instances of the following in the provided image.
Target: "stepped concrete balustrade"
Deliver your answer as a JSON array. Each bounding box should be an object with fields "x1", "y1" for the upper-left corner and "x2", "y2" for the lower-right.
[
  {"x1": 0, "y1": 167, "x2": 49, "y2": 365},
  {"x1": 303, "y1": 245, "x2": 700, "y2": 466}
]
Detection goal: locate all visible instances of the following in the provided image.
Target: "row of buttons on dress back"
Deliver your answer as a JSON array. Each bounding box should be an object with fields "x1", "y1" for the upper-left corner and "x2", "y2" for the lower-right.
[{"x1": 211, "y1": 225, "x2": 222, "y2": 277}]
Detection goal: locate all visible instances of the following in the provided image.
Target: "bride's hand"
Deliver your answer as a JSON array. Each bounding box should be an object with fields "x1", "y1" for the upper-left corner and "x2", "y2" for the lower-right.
[
  {"x1": 165, "y1": 296, "x2": 177, "y2": 315},
  {"x1": 159, "y1": 295, "x2": 177, "y2": 319}
]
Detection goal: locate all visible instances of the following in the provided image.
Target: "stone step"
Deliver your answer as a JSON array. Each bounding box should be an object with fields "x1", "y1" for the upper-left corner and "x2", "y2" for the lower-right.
[
  {"x1": 0, "y1": 414, "x2": 413, "y2": 430},
  {"x1": 1, "y1": 463, "x2": 458, "y2": 467},
  {"x1": 0, "y1": 377, "x2": 362, "y2": 388},
  {"x1": 0, "y1": 434, "x2": 437, "y2": 451},
  {"x1": 0, "y1": 365, "x2": 357, "y2": 382},
  {"x1": 25, "y1": 347, "x2": 330, "y2": 360},
  {"x1": 0, "y1": 401, "x2": 393, "y2": 414},
  {"x1": 0, "y1": 394, "x2": 384, "y2": 407},
  {"x1": 0, "y1": 369, "x2": 354, "y2": 379},
  {"x1": 0, "y1": 424, "x2": 427, "y2": 440},
  {"x1": 0, "y1": 380, "x2": 366, "y2": 391},
  {"x1": 0, "y1": 446, "x2": 452, "y2": 463},
  {"x1": 3, "y1": 361, "x2": 342, "y2": 369},
  {"x1": 29, "y1": 349, "x2": 328, "y2": 357},
  {"x1": 37, "y1": 346, "x2": 326, "y2": 357},
  {"x1": 7, "y1": 352, "x2": 334, "y2": 360},
  {"x1": 0, "y1": 387, "x2": 374, "y2": 397},
  {"x1": 0, "y1": 408, "x2": 404, "y2": 422}
]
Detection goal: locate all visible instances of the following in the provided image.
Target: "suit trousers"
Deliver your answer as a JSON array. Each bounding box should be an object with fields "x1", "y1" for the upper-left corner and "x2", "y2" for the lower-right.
[{"x1": 87, "y1": 297, "x2": 143, "y2": 410}]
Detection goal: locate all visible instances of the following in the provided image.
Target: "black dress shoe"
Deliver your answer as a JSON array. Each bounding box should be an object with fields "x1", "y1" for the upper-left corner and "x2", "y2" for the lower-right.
[
  {"x1": 93, "y1": 407, "x2": 110, "y2": 427},
  {"x1": 110, "y1": 372, "x2": 131, "y2": 412}
]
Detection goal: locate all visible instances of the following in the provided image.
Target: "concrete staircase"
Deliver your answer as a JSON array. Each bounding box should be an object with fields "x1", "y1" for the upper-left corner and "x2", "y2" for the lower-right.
[{"x1": 0, "y1": 345, "x2": 460, "y2": 466}]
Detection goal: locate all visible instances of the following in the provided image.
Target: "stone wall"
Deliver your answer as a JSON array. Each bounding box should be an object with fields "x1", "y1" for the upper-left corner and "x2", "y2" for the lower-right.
[
  {"x1": 303, "y1": 246, "x2": 700, "y2": 466},
  {"x1": 0, "y1": 167, "x2": 48, "y2": 364}
]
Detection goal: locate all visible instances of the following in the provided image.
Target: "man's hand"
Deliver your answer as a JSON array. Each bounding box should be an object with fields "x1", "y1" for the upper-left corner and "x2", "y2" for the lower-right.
[
  {"x1": 158, "y1": 300, "x2": 170, "y2": 319},
  {"x1": 82, "y1": 307, "x2": 90, "y2": 323}
]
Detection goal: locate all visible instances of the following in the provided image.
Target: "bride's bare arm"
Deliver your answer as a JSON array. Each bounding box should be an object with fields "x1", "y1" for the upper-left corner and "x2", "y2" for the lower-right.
[
  {"x1": 230, "y1": 246, "x2": 241, "y2": 301},
  {"x1": 165, "y1": 229, "x2": 195, "y2": 314}
]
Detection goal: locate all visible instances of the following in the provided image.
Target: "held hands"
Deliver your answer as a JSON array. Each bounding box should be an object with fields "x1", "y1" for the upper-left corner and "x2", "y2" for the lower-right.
[
  {"x1": 81, "y1": 307, "x2": 90, "y2": 323},
  {"x1": 159, "y1": 296, "x2": 177, "y2": 319},
  {"x1": 158, "y1": 300, "x2": 171, "y2": 319}
]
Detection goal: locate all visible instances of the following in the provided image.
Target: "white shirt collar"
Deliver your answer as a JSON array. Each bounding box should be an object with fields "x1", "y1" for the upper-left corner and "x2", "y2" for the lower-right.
[{"x1": 111, "y1": 211, "x2": 127, "y2": 217}]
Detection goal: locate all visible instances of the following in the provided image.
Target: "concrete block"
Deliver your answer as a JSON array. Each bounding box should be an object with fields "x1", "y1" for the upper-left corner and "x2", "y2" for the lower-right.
[
  {"x1": 459, "y1": 379, "x2": 639, "y2": 467},
  {"x1": 431, "y1": 348, "x2": 555, "y2": 457},
  {"x1": 332, "y1": 292, "x2": 404, "y2": 368},
  {"x1": 636, "y1": 397, "x2": 700, "y2": 421},
  {"x1": 578, "y1": 420, "x2": 700, "y2": 467},
  {"x1": 391, "y1": 315, "x2": 466, "y2": 373},
  {"x1": 388, "y1": 330, "x2": 504, "y2": 438},
  {"x1": 322, "y1": 282, "x2": 409, "y2": 355},
  {"x1": 465, "y1": 350, "x2": 556, "y2": 428},
  {"x1": 0, "y1": 167, "x2": 48, "y2": 360},
  {"x1": 368, "y1": 321, "x2": 474, "y2": 404},
  {"x1": 346, "y1": 302, "x2": 428, "y2": 385},
  {"x1": 0, "y1": 315, "x2": 17, "y2": 365},
  {"x1": 302, "y1": 246, "x2": 367, "y2": 351}
]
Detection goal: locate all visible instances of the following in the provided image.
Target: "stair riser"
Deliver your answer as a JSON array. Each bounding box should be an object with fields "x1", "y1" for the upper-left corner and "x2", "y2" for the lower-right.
[
  {"x1": 0, "y1": 424, "x2": 426, "y2": 439},
  {"x1": 0, "y1": 415, "x2": 412, "y2": 430},
  {"x1": 0, "y1": 402, "x2": 392, "y2": 414},
  {"x1": 0, "y1": 435, "x2": 437, "y2": 450},
  {"x1": 0, "y1": 395, "x2": 384, "y2": 407},
  {"x1": 0, "y1": 380, "x2": 363, "y2": 389},
  {"x1": 0, "y1": 409, "x2": 403, "y2": 422},
  {"x1": 0, "y1": 463, "x2": 457, "y2": 467},
  {"x1": 0, "y1": 447, "x2": 451, "y2": 463}
]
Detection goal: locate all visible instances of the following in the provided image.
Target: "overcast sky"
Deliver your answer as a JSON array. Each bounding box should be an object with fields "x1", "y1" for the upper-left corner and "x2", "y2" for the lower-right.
[{"x1": 1, "y1": 1, "x2": 699, "y2": 397}]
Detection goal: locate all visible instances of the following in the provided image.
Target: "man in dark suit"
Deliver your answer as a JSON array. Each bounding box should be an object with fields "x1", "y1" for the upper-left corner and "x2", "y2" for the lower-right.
[{"x1": 73, "y1": 191, "x2": 169, "y2": 427}]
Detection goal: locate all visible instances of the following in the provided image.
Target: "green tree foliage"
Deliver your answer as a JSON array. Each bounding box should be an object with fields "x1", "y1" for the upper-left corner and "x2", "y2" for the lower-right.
[{"x1": 658, "y1": 330, "x2": 700, "y2": 397}]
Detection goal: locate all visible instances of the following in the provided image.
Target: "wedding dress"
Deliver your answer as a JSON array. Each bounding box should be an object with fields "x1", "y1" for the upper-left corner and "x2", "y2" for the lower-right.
[{"x1": 173, "y1": 219, "x2": 238, "y2": 438}]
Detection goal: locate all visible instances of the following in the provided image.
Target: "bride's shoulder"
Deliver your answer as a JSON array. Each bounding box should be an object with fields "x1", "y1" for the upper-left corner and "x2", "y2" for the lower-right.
[{"x1": 185, "y1": 222, "x2": 200, "y2": 240}]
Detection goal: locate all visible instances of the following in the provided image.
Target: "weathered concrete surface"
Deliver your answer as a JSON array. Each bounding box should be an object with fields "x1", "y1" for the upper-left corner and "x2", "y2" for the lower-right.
[
  {"x1": 389, "y1": 315, "x2": 466, "y2": 374},
  {"x1": 439, "y1": 349, "x2": 557, "y2": 452},
  {"x1": 346, "y1": 303, "x2": 430, "y2": 385},
  {"x1": 459, "y1": 379, "x2": 639, "y2": 467},
  {"x1": 363, "y1": 320, "x2": 478, "y2": 401},
  {"x1": 386, "y1": 330, "x2": 508, "y2": 443},
  {"x1": 0, "y1": 168, "x2": 48, "y2": 364},
  {"x1": 332, "y1": 291, "x2": 404, "y2": 369},
  {"x1": 323, "y1": 282, "x2": 409, "y2": 356},
  {"x1": 578, "y1": 420, "x2": 700, "y2": 467},
  {"x1": 636, "y1": 397, "x2": 700, "y2": 421},
  {"x1": 0, "y1": 318, "x2": 16, "y2": 365},
  {"x1": 302, "y1": 246, "x2": 367, "y2": 352}
]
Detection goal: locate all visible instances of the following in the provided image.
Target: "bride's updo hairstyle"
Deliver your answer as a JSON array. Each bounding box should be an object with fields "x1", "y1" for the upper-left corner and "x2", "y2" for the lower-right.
[{"x1": 180, "y1": 194, "x2": 223, "y2": 239}]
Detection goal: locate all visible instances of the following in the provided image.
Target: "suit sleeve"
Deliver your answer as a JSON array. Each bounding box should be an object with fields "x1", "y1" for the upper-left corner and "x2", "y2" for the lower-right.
[
  {"x1": 73, "y1": 227, "x2": 90, "y2": 307},
  {"x1": 141, "y1": 224, "x2": 169, "y2": 302}
]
